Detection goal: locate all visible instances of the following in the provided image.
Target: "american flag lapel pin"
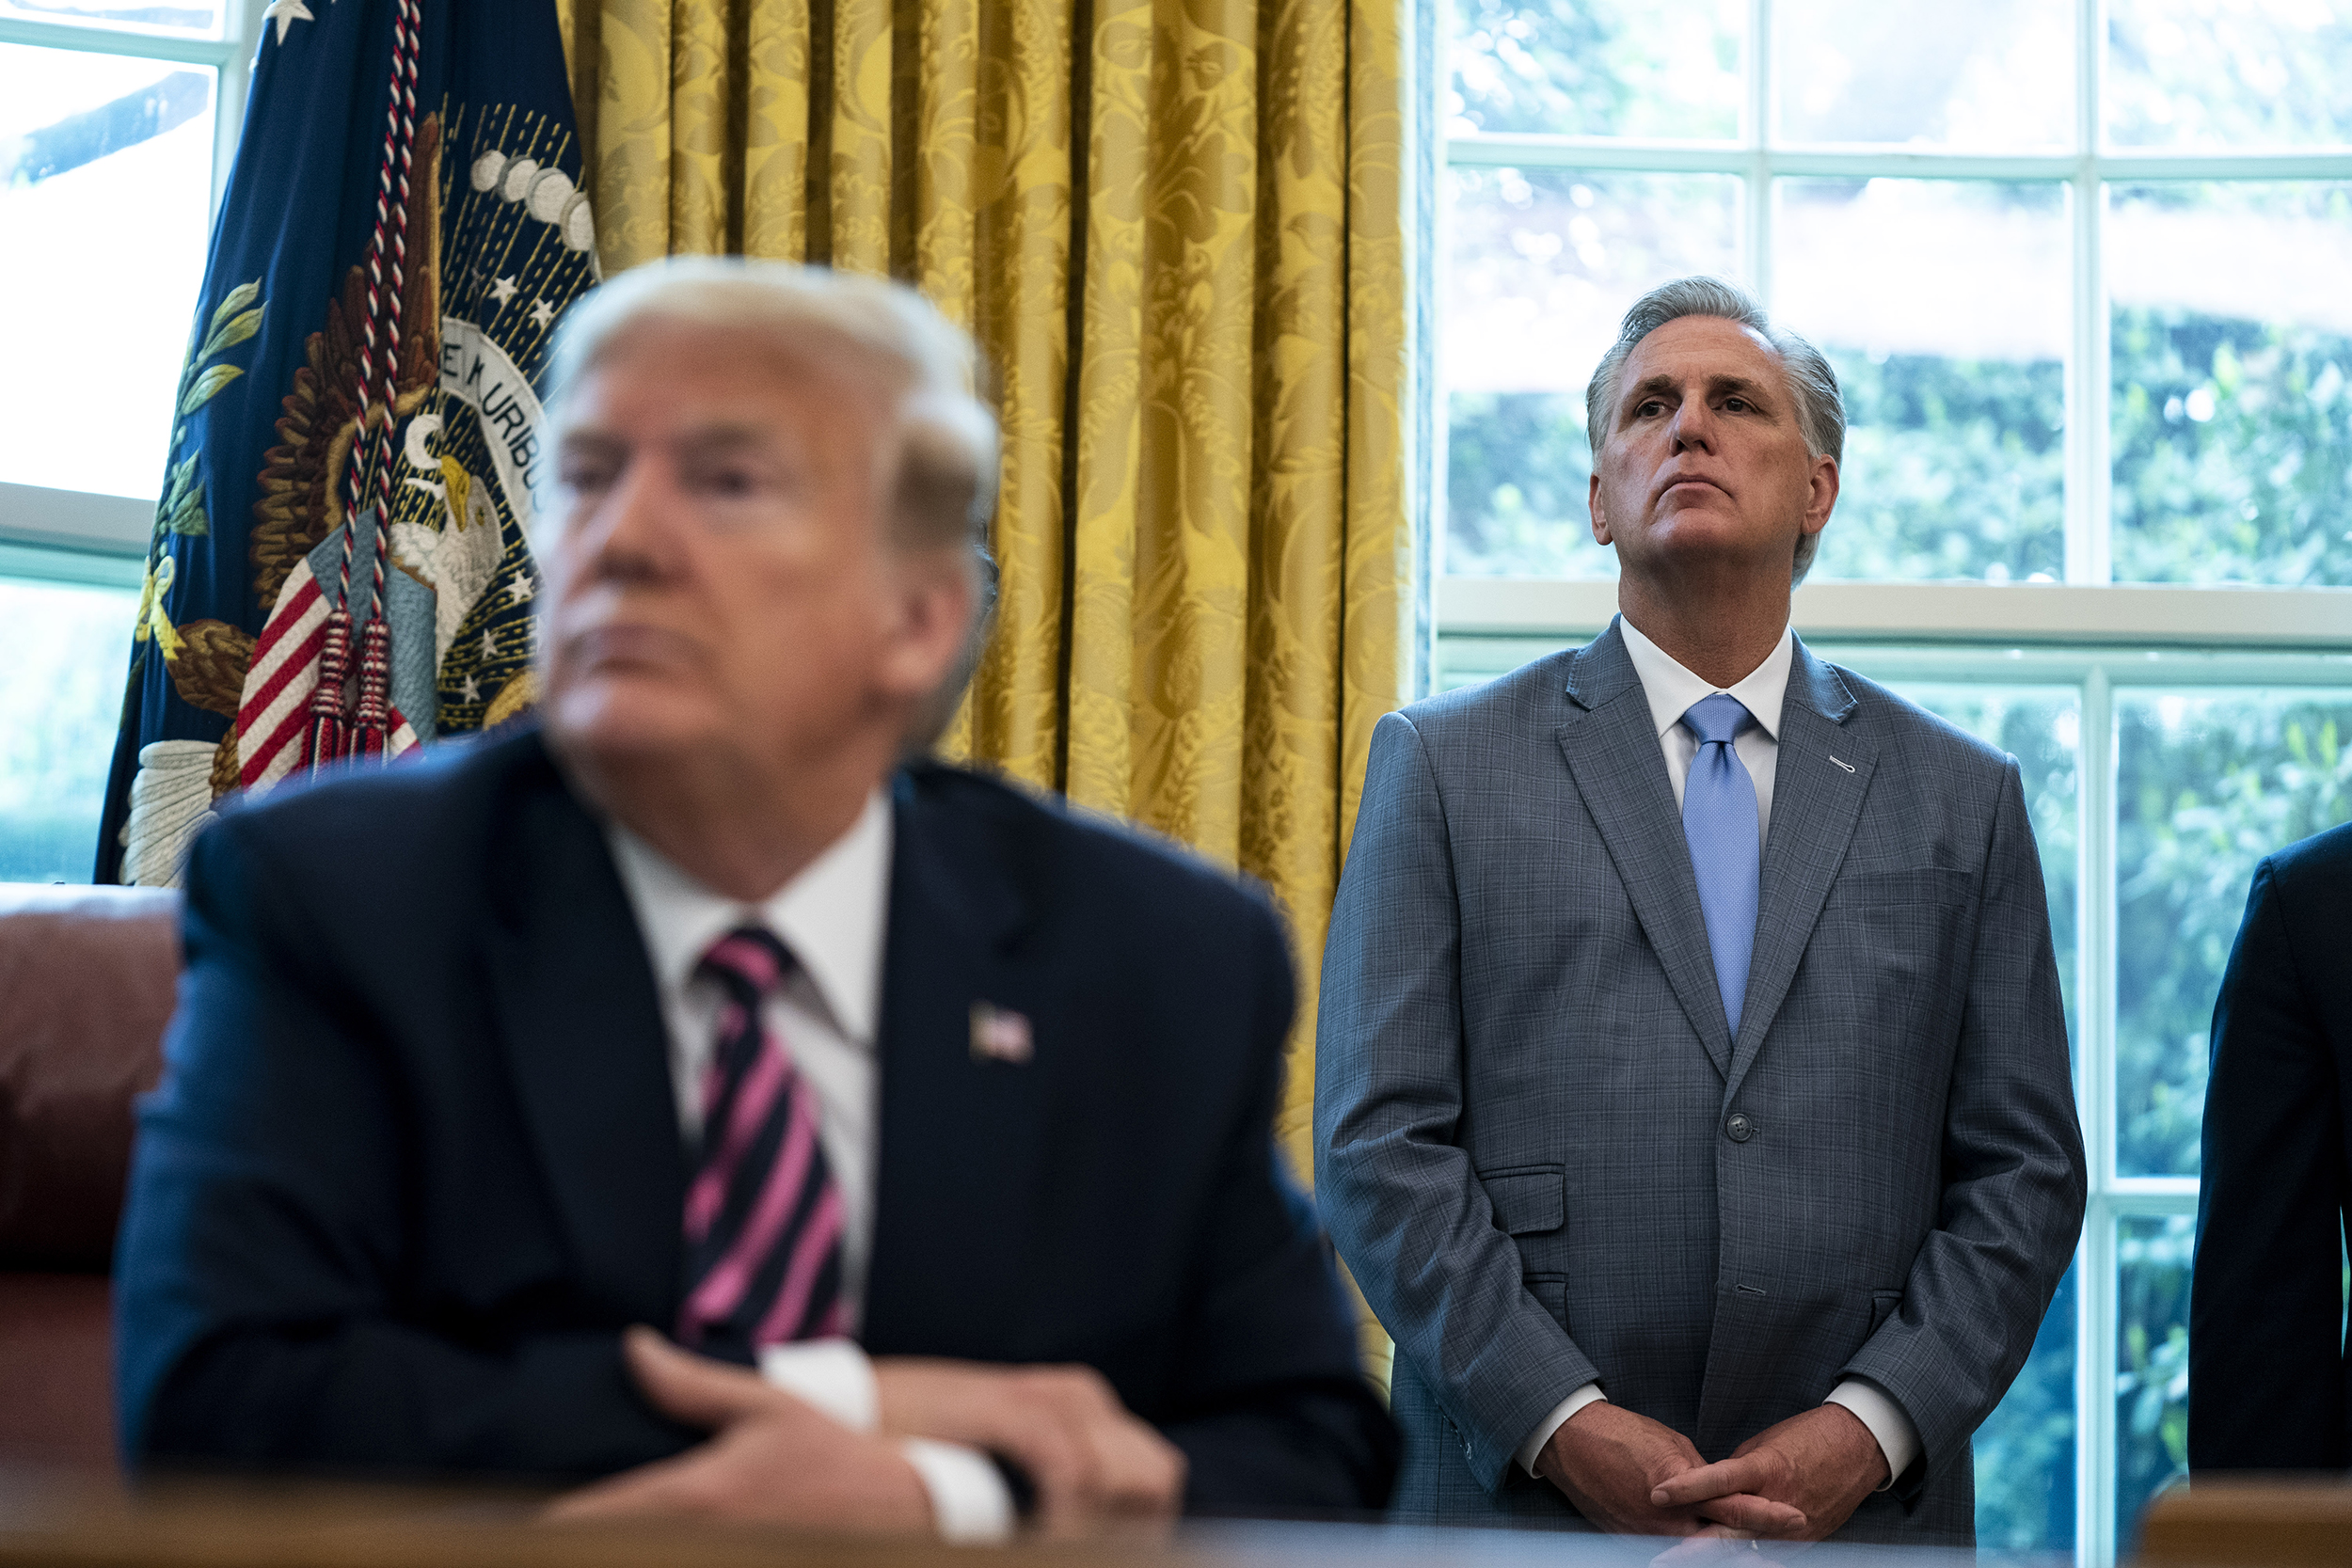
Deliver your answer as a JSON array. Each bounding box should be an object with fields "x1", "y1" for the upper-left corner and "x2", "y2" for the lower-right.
[{"x1": 969, "y1": 1002, "x2": 1034, "y2": 1065}]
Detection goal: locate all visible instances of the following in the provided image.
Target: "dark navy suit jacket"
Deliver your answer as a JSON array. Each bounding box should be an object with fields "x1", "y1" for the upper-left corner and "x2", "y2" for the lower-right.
[
  {"x1": 2190, "y1": 820, "x2": 2352, "y2": 1471},
  {"x1": 114, "y1": 725, "x2": 1396, "y2": 1513}
]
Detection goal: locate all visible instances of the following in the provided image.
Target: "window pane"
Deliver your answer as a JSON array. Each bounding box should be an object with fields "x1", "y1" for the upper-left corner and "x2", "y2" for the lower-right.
[
  {"x1": 1448, "y1": 0, "x2": 1743, "y2": 139},
  {"x1": 0, "y1": 577, "x2": 138, "y2": 883},
  {"x1": 2107, "y1": 0, "x2": 2352, "y2": 150},
  {"x1": 2108, "y1": 182, "x2": 2352, "y2": 588},
  {"x1": 1885, "y1": 686, "x2": 2079, "y2": 1036},
  {"x1": 0, "y1": 0, "x2": 225, "y2": 39},
  {"x1": 1444, "y1": 167, "x2": 1740, "y2": 578},
  {"x1": 1775, "y1": 180, "x2": 2068, "y2": 584},
  {"x1": 2115, "y1": 689, "x2": 2352, "y2": 1177},
  {"x1": 0, "y1": 46, "x2": 216, "y2": 500},
  {"x1": 1775, "y1": 0, "x2": 2073, "y2": 150},
  {"x1": 2117, "y1": 1215, "x2": 2193, "y2": 1551},
  {"x1": 1977, "y1": 1262, "x2": 2078, "y2": 1553}
]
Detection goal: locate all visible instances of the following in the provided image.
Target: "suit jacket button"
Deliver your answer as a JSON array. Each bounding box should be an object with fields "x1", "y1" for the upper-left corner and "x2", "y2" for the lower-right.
[{"x1": 1725, "y1": 1113, "x2": 1756, "y2": 1143}]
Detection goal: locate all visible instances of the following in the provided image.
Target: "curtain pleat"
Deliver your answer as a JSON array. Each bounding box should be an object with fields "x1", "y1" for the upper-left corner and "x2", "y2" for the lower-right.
[
  {"x1": 559, "y1": 0, "x2": 1411, "y2": 1186},
  {"x1": 829, "y1": 0, "x2": 894, "y2": 275},
  {"x1": 743, "y1": 0, "x2": 813, "y2": 261}
]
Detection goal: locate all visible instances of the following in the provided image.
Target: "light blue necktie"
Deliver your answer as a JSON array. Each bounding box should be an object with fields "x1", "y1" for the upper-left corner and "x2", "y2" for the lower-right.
[{"x1": 1681, "y1": 693, "x2": 1760, "y2": 1042}]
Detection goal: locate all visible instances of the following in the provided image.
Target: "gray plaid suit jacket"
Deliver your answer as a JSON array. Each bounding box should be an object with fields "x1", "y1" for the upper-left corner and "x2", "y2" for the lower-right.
[{"x1": 1314, "y1": 623, "x2": 2085, "y2": 1544}]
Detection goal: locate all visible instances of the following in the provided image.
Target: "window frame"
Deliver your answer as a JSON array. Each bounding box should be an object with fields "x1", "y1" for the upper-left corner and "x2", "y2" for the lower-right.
[
  {"x1": 1436, "y1": 0, "x2": 2352, "y2": 605},
  {"x1": 0, "y1": 0, "x2": 262, "y2": 573},
  {"x1": 1428, "y1": 1, "x2": 2352, "y2": 1561}
]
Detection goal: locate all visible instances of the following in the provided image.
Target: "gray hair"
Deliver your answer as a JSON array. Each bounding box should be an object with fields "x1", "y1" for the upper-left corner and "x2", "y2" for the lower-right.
[
  {"x1": 1584, "y1": 277, "x2": 1843, "y2": 584},
  {"x1": 546, "y1": 257, "x2": 999, "y2": 751}
]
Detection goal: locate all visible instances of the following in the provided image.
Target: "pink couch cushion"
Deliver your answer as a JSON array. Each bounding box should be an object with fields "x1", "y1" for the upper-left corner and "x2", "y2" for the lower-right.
[{"x1": 0, "y1": 883, "x2": 178, "y2": 1270}]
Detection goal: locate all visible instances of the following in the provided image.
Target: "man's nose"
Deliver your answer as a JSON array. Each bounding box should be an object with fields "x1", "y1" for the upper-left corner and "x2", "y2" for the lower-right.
[
  {"x1": 1669, "y1": 398, "x2": 1716, "y2": 452},
  {"x1": 574, "y1": 461, "x2": 684, "y2": 585}
]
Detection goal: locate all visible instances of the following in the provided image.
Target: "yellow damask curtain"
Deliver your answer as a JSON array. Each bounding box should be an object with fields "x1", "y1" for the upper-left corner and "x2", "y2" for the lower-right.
[{"x1": 555, "y1": 0, "x2": 1413, "y2": 1190}]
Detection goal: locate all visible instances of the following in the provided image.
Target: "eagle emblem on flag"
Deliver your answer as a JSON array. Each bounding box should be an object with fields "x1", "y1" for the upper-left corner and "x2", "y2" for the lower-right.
[{"x1": 97, "y1": 0, "x2": 597, "y2": 885}]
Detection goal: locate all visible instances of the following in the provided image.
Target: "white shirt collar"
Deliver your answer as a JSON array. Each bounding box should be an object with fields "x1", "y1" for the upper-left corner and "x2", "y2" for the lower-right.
[
  {"x1": 1617, "y1": 615, "x2": 1795, "y2": 744},
  {"x1": 606, "y1": 790, "x2": 894, "y2": 1049}
]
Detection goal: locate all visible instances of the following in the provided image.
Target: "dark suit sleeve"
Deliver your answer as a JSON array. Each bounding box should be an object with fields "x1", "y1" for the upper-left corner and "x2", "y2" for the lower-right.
[
  {"x1": 1838, "y1": 758, "x2": 2088, "y2": 1492},
  {"x1": 114, "y1": 816, "x2": 694, "y2": 1478},
  {"x1": 2189, "y1": 854, "x2": 2348, "y2": 1471},
  {"x1": 1155, "y1": 894, "x2": 1399, "y2": 1516}
]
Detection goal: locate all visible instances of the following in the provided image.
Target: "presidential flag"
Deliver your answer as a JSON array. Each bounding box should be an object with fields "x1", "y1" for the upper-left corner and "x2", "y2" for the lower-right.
[{"x1": 96, "y1": 0, "x2": 597, "y2": 885}]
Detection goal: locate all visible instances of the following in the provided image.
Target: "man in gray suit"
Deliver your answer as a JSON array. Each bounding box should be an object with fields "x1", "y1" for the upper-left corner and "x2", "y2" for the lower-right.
[{"x1": 1315, "y1": 277, "x2": 2084, "y2": 1547}]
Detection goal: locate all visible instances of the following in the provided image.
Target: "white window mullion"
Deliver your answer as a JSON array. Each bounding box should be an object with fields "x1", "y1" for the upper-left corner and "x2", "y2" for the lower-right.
[
  {"x1": 0, "y1": 14, "x2": 233, "y2": 62},
  {"x1": 1745, "y1": 0, "x2": 1772, "y2": 300},
  {"x1": 2079, "y1": 658, "x2": 2119, "y2": 1568},
  {"x1": 2081, "y1": 1195, "x2": 2120, "y2": 1567},
  {"x1": 2066, "y1": 0, "x2": 2108, "y2": 586},
  {"x1": 2076, "y1": 4, "x2": 2117, "y2": 1556}
]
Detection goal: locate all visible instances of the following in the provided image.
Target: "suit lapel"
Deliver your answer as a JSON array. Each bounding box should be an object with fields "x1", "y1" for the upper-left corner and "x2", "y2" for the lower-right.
[
  {"x1": 1559, "y1": 626, "x2": 1735, "y2": 1080},
  {"x1": 1722, "y1": 642, "x2": 1876, "y2": 1101},
  {"x1": 483, "y1": 734, "x2": 685, "y2": 1327},
  {"x1": 861, "y1": 769, "x2": 1046, "y2": 1357}
]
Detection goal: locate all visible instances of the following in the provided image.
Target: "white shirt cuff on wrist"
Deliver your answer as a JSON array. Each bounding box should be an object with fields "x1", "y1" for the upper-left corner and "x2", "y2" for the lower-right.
[
  {"x1": 900, "y1": 1437, "x2": 1017, "y2": 1543},
  {"x1": 1824, "y1": 1378, "x2": 1919, "y2": 1491},
  {"x1": 758, "y1": 1338, "x2": 1015, "y2": 1541},
  {"x1": 757, "y1": 1337, "x2": 880, "y2": 1431},
  {"x1": 1516, "y1": 1382, "x2": 1608, "y2": 1476}
]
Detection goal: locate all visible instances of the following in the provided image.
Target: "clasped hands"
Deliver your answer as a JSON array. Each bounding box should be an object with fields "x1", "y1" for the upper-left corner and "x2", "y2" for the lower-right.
[
  {"x1": 548, "y1": 1325, "x2": 1184, "y2": 1537},
  {"x1": 1534, "y1": 1400, "x2": 1887, "y2": 1563}
]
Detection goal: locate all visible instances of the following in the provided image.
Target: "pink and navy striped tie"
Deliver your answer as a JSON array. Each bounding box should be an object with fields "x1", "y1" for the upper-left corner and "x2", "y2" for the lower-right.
[{"x1": 676, "y1": 927, "x2": 848, "y2": 1359}]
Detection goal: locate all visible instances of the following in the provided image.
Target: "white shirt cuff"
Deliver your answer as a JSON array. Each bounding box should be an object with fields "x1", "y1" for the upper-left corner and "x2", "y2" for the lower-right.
[
  {"x1": 757, "y1": 1339, "x2": 1015, "y2": 1541},
  {"x1": 900, "y1": 1437, "x2": 1017, "y2": 1543},
  {"x1": 1516, "y1": 1382, "x2": 1608, "y2": 1476},
  {"x1": 1825, "y1": 1379, "x2": 1919, "y2": 1491},
  {"x1": 758, "y1": 1337, "x2": 879, "y2": 1432}
]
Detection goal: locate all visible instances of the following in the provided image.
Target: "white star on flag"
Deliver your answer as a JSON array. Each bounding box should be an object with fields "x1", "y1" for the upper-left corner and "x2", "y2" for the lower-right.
[
  {"x1": 490, "y1": 276, "x2": 519, "y2": 305},
  {"x1": 529, "y1": 297, "x2": 556, "y2": 330},
  {"x1": 481, "y1": 629, "x2": 499, "y2": 659},
  {"x1": 459, "y1": 673, "x2": 481, "y2": 705},
  {"x1": 262, "y1": 0, "x2": 315, "y2": 44},
  {"x1": 505, "y1": 576, "x2": 536, "y2": 605}
]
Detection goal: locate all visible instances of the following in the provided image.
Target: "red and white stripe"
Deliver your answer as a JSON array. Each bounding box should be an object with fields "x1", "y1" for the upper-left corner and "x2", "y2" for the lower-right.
[{"x1": 234, "y1": 560, "x2": 416, "y2": 796}]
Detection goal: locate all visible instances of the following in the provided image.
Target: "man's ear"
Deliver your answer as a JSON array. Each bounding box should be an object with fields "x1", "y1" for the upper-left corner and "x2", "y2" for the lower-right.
[
  {"x1": 1801, "y1": 453, "x2": 1839, "y2": 537},
  {"x1": 1589, "y1": 469, "x2": 1613, "y2": 546},
  {"x1": 879, "y1": 547, "x2": 978, "y2": 702}
]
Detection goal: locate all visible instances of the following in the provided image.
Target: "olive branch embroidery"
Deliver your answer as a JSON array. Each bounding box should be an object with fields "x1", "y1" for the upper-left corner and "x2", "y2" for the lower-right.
[
  {"x1": 154, "y1": 280, "x2": 265, "y2": 540},
  {"x1": 134, "y1": 281, "x2": 264, "y2": 679}
]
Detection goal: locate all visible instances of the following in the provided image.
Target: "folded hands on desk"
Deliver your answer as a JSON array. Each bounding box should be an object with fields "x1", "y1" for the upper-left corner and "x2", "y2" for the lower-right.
[{"x1": 545, "y1": 1327, "x2": 1184, "y2": 1538}]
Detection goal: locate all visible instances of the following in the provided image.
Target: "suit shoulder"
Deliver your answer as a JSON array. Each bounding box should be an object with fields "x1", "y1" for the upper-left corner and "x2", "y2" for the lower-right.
[
  {"x1": 2265, "y1": 820, "x2": 2352, "y2": 908},
  {"x1": 1832, "y1": 666, "x2": 2015, "y2": 784},
  {"x1": 900, "y1": 763, "x2": 1281, "y2": 937},
  {"x1": 1393, "y1": 649, "x2": 1579, "y2": 738}
]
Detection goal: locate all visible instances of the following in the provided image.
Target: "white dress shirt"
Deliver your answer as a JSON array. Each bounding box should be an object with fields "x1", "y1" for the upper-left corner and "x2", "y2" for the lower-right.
[
  {"x1": 607, "y1": 796, "x2": 1013, "y2": 1542},
  {"x1": 1619, "y1": 616, "x2": 1792, "y2": 838},
  {"x1": 1510, "y1": 617, "x2": 1922, "y2": 1492}
]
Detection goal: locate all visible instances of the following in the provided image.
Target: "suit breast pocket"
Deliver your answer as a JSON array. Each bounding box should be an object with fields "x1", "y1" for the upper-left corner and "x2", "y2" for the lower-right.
[
  {"x1": 1820, "y1": 866, "x2": 1978, "y2": 1015},
  {"x1": 1832, "y1": 866, "x2": 1977, "y2": 908}
]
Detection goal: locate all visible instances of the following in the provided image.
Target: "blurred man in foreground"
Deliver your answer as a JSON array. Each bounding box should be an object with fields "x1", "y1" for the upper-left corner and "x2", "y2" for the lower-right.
[
  {"x1": 1317, "y1": 277, "x2": 2083, "y2": 1546},
  {"x1": 115, "y1": 258, "x2": 1395, "y2": 1539},
  {"x1": 2190, "y1": 821, "x2": 2352, "y2": 1470}
]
